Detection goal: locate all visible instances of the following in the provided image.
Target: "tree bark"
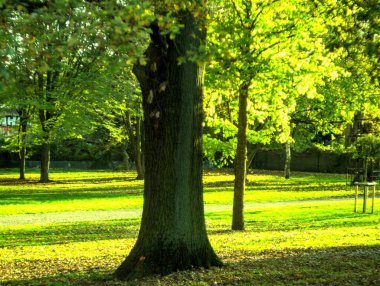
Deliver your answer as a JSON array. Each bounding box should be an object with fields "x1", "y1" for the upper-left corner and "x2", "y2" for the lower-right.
[
  {"x1": 38, "y1": 106, "x2": 52, "y2": 183},
  {"x1": 246, "y1": 145, "x2": 257, "y2": 171},
  {"x1": 121, "y1": 143, "x2": 129, "y2": 169},
  {"x1": 19, "y1": 145, "x2": 26, "y2": 180},
  {"x1": 115, "y1": 11, "x2": 221, "y2": 280},
  {"x1": 284, "y1": 141, "x2": 291, "y2": 179},
  {"x1": 125, "y1": 114, "x2": 145, "y2": 179},
  {"x1": 37, "y1": 69, "x2": 56, "y2": 183},
  {"x1": 245, "y1": 144, "x2": 259, "y2": 183},
  {"x1": 40, "y1": 141, "x2": 50, "y2": 183},
  {"x1": 232, "y1": 81, "x2": 249, "y2": 231},
  {"x1": 363, "y1": 158, "x2": 368, "y2": 182},
  {"x1": 18, "y1": 109, "x2": 28, "y2": 180},
  {"x1": 36, "y1": 71, "x2": 52, "y2": 183}
]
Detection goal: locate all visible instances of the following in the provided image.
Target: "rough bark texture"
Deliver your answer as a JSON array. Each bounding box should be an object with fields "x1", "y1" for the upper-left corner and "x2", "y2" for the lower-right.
[
  {"x1": 115, "y1": 12, "x2": 221, "y2": 280},
  {"x1": 232, "y1": 82, "x2": 249, "y2": 231},
  {"x1": 284, "y1": 141, "x2": 291, "y2": 179}
]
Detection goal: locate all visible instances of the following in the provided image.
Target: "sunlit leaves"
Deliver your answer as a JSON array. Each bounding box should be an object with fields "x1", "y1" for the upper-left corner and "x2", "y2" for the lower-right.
[{"x1": 203, "y1": 0, "x2": 379, "y2": 163}]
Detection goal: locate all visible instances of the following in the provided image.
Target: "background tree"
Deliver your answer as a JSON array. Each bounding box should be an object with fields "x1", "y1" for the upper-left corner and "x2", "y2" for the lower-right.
[
  {"x1": 1, "y1": 1, "x2": 145, "y2": 181},
  {"x1": 351, "y1": 134, "x2": 380, "y2": 181},
  {"x1": 206, "y1": 0, "x2": 343, "y2": 230}
]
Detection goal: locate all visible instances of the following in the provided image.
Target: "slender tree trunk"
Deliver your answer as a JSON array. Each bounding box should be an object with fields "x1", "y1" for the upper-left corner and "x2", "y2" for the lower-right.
[
  {"x1": 37, "y1": 70, "x2": 55, "y2": 183},
  {"x1": 245, "y1": 144, "x2": 259, "y2": 183},
  {"x1": 284, "y1": 141, "x2": 291, "y2": 179},
  {"x1": 18, "y1": 110, "x2": 28, "y2": 180},
  {"x1": 363, "y1": 158, "x2": 368, "y2": 182},
  {"x1": 246, "y1": 146, "x2": 257, "y2": 171},
  {"x1": 121, "y1": 145, "x2": 129, "y2": 169},
  {"x1": 125, "y1": 114, "x2": 144, "y2": 179},
  {"x1": 115, "y1": 11, "x2": 221, "y2": 281},
  {"x1": 135, "y1": 117, "x2": 145, "y2": 180},
  {"x1": 40, "y1": 141, "x2": 50, "y2": 183},
  {"x1": 232, "y1": 81, "x2": 249, "y2": 231},
  {"x1": 19, "y1": 146, "x2": 26, "y2": 180}
]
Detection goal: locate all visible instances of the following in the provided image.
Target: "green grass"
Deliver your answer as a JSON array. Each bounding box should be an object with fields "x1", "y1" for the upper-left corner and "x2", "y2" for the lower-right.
[
  {"x1": 0, "y1": 168, "x2": 379, "y2": 285},
  {"x1": 0, "y1": 169, "x2": 352, "y2": 215}
]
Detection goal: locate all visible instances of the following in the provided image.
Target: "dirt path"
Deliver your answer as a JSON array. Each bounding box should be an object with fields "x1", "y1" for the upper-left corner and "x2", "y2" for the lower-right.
[{"x1": 0, "y1": 198, "x2": 354, "y2": 227}]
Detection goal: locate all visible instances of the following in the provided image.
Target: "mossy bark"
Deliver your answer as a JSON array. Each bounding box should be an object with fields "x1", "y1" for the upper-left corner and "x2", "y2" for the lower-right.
[{"x1": 115, "y1": 11, "x2": 221, "y2": 280}]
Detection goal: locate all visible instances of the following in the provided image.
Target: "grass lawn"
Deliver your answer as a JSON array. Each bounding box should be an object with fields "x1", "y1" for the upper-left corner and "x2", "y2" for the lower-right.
[{"x1": 0, "y1": 168, "x2": 379, "y2": 285}]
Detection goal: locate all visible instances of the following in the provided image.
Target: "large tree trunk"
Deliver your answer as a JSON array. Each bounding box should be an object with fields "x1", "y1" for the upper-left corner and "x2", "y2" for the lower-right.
[
  {"x1": 115, "y1": 11, "x2": 221, "y2": 281},
  {"x1": 232, "y1": 82, "x2": 249, "y2": 231},
  {"x1": 284, "y1": 141, "x2": 291, "y2": 179}
]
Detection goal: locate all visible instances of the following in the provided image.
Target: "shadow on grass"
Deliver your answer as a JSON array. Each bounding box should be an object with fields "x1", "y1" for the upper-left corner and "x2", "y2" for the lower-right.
[
  {"x1": 3, "y1": 245, "x2": 379, "y2": 285},
  {"x1": 0, "y1": 176, "x2": 137, "y2": 185},
  {"x1": 0, "y1": 186, "x2": 143, "y2": 205},
  {"x1": 204, "y1": 181, "x2": 346, "y2": 193},
  {"x1": 206, "y1": 208, "x2": 379, "y2": 233},
  {"x1": 1, "y1": 210, "x2": 377, "y2": 248},
  {"x1": 0, "y1": 219, "x2": 140, "y2": 247}
]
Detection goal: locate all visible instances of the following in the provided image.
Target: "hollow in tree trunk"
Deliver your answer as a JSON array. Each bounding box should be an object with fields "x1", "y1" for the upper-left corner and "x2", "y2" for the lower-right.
[
  {"x1": 284, "y1": 141, "x2": 291, "y2": 179},
  {"x1": 232, "y1": 81, "x2": 249, "y2": 231},
  {"x1": 114, "y1": 11, "x2": 221, "y2": 281}
]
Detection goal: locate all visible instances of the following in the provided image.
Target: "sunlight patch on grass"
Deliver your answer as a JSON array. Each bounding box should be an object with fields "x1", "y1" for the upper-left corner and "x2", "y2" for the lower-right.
[
  {"x1": 0, "y1": 169, "x2": 361, "y2": 216},
  {"x1": 0, "y1": 196, "x2": 143, "y2": 215}
]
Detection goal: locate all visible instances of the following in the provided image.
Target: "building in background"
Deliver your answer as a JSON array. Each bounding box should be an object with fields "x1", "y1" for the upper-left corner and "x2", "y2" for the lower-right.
[{"x1": 0, "y1": 111, "x2": 19, "y2": 134}]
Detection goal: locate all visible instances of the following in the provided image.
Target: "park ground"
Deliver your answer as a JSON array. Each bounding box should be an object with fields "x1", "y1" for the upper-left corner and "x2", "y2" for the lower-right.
[{"x1": 0, "y1": 169, "x2": 379, "y2": 285}]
